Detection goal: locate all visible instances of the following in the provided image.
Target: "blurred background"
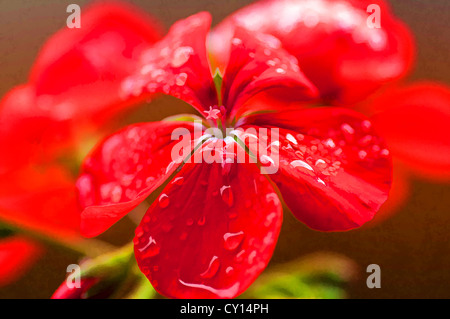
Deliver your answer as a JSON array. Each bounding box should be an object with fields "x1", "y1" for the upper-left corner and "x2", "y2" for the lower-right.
[{"x1": 0, "y1": 0, "x2": 449, "y2": 298}]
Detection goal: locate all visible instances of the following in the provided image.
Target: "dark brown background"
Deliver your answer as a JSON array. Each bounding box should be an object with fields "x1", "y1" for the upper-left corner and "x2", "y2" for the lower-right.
[{"x1": 0, "y1": 0, "x2": 449, "y2": 298}]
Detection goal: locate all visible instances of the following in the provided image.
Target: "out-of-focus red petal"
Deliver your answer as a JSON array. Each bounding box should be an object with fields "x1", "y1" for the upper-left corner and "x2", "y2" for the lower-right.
[
  {"x1": 134, "y1": 143, "x2": 282, "y2": 299},
  {"x1": 365, "y1": 164, "x2": 410, "y2": 226},
  {"x1": 51, "y1": 277, "x2": 98, "y2": 299},
  {"x1": 367, "y1": 83, "x2": 450, "y2": 180},
  {"x1": 29, "y1": 2, "x2": 163, "y2": 122},
  {"x1": 0, "y1": 85, "x2": 70, "y2": 172},
  {"x1": 222, "y1": 27, "x2": 318, "y2": 118},
  {"x1": 120, "y1": 12, "x2": 217, "y2": 113},
  {"x1": 0, "y1": 165, "x2": 81, "y2": 240},
  {"x1": 77, "y1": 121, "x2": 198, "y2": 238},
  {"x1": 210, "y1": 0, "x2": 414, "y2": 105},
  {"x1": 243, "y1": 107, "x2": 392, "y2": 231},
  {"x1": 0, "y1": 237, "x2": 43, "y2": 287}
]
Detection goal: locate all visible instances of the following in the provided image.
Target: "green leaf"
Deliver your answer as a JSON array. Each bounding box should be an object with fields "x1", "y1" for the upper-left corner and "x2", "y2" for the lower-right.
[{"x1": 242, "y1": 253, "x2": 358, "y2": 299}]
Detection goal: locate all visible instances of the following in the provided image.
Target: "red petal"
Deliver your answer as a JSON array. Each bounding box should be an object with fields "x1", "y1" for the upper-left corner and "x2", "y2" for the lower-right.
[
  {"x1": 51, "y1": 278, "x2": 98, "y2": 299},
  {"x1": 243, "y1": 107, "x2": 392, "y2": 231},
  {"x1": 29, "y1": 2, "x2": 163, "y2": 122},
  {"x1": 364, "y1": 164, "x2": 410, "y2": 226},
  {"x1": 221, "y1": 27, "x2": 318, "y2": 118},
  {"x1": 120, "y1": 12, "x2": 217, "y2": 113},
  {"x1": 211, "y1": 0, "x2": 414, "y2": 105},
  {"x1": 77, "y1": 121, "x2": 198, "y2": 237},
  {"x1": 0, "y1": 237, "x2": 42, "y2": 287},
  {"x1": 0, "y1": 165, "x2": 81, "y2": 240},
  {"x1": 0, "y1": 85, "x2": 64, "y2": 172},
  {"x1": 134, "y1": 144, "x2": 282, "y2": 299},
  {"x1": 368, "y1": 83, "x2": 450, "y2": 180}
]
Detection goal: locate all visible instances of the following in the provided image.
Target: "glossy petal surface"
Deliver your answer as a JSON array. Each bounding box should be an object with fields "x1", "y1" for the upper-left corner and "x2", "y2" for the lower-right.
[
  {"x1": 221, "y1": 27, "x2": 318, "y2": 117},
  {"x1": 77, "y1": 121, "x2": 197, "y2": 237},
  {"x1": 134, "y1": 142, "x2": 282, "y2": 298},
  {"x1": 211, "y1": 0, "x2": 414, "y2": 104},
  {"x1": 243, "y1": 107, "x2": 392, "y2": 231},
  {"x1": 120, "y1": 12, "x2": 217, "y2": 113}
]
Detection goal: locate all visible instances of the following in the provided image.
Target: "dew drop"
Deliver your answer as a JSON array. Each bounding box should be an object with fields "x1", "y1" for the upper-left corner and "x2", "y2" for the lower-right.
[
  {"x1": 276, "y1": 68, "x2": 286, "y2": 74},
  {"x1": 315, "y1": 159, "x2": 326, "y2": 167},
  {"x1": 231, "y1": 37, "x2": 242, "y2": 46},
  {"x1": 248, "y1": 251, "x2": 257, "y2": 264},
  {"x1": 225, "y1": 267, "x2": 235, "y2": 276},
  {"x1": 290, "y1": 160, "x2": 314, "y2": 171},
  {"x1": 341, "y1": 123, "x2": 355, "y2": 135},
  {"x1": 172, "y1": 177, "x2": 184, "y2": 186},
  {"x1": 361, "y1": 120, "x2": 372, "y2": 132},
  {"x1": 138, "y1": 236, "x2": 160, "y2": 258},
  {"x1": 380, "y1": 149, "x2": 390, "y2": 157},
  {"x1": 171, "y1": 46, "x2": 193, "y2": 68},
  {"x1": 200, "y1": 256, "x2": 220, "y2": 279},
  {"x1": 158, "y1": 193, "x2": 170, "y2": 208},
  {"x1": 235, "y1": 250, "x2": 246, "y2": 263},
  {"x1": 175, "y1": 73, "x2": 188, "y2": 86},
  {"x1": 111, "y1": 185, "x2": 122, "y2": 203},
  {"x1": 324, "y1": 138, "x2": 336, "y2": 148},
  {"x1": 197, "y1": 216, "x2": 206, "y2": 226},
  {"x1": 285, "y1": 134, "x2": 297, "y2": 146},
  {"x1": 220, "y1": 185, "x2": 234, "y2": 207},
  {"x1": 223, "y1": 231, "x2": 245, "y2": 251},
  {"x1": 358, "y1": 150, "x2": 368, "y2": 160}
]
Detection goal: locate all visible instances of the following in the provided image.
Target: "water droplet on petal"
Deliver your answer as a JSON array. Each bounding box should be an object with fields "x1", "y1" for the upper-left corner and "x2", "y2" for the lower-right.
[
  {"x1": 358, "y1": 150, "x2": 368, "y2": 160},
  {"x1": 225, "y1": 267, "x2": 235, "y2": 276},
  {"x1": 223, "y1": 231, "x2": 245, "y2": 251},
  {"x1": 197, "y1": 216, "x2": 206, "y2": 226},
  {"x1": 111, "y1": 185, "x2": 122, "y2": 203},
  {"x1": 341, "y1": 123, "x2": 355, "y2": 141},
  {"x1": 171, "y1": 46, "x2": 193, "y2": 68},
  {"x1": 248, "y1": 251, "x2": 257, "y2": 264},
  {"x1": 158, "y1": 194, "x2": 170, "y2": 208},
  {"x1": 290, "y1": 160, "x2": 314, "y2": 171},
  {"x1": 380, "y1": 149, "x2": 390, "y2": 157},
  {"x1": 175, "y1": 73, "x2": 188, "y2": 86},
  {"x1": 200, "y1": 256, "x2": 220, "y2": 279},
  {"x1": 361, "y1": 120, "x2": 372, "y2": 132},
  {"x1": 138, "y1": 236, "x2": 160, "y2": 258},
  {"x1": 172, "y1": 177, "x2": 184, "y2": 186},
  {"x1": 276, "y1": 68, "x2": 286, "y2": 74},
  {"x1": 231, "y1": 37, "x2": 242, "y2": 46},
  {"x1": 286, "y1": 133, "x2": 298, "y2": 145},
  {"x1": 220, "y1": 185, "x2": 234, "y2": 207},
  {"x1": 235, "y1": 250, "x2": 246, "y2": 263}
]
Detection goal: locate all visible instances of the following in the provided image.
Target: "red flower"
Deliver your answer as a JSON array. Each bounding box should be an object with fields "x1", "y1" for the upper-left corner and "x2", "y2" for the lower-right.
[
  {"x1": 210, "y1": 0, "x2": 414, "y2": 105},
  {"x1": 76, "y1": 12, "x2": 392, "y2": 298},
  {"x1": 209, "y1": 0, "x2": 450, "y2": 223}
]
